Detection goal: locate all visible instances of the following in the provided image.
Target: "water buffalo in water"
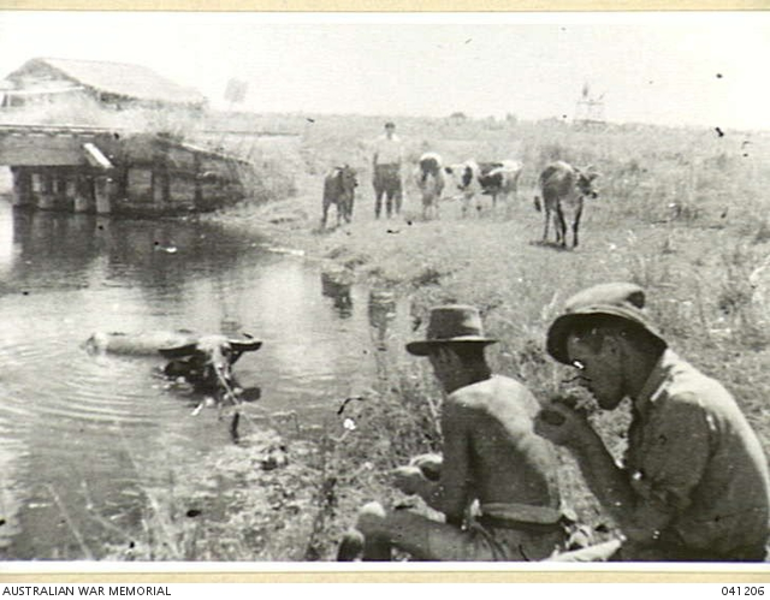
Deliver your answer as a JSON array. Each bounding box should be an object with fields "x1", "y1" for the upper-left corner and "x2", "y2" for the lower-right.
[
  {"x1": 322, "y1": 165, "x2": 358, "y2": 228},
  {"x1": 85, "y1": 330, "x2": 263, "y2": 413}
]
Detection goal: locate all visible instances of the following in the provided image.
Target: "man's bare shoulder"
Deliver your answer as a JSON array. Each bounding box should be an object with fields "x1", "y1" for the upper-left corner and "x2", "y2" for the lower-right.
[{"x1": 447, "y1": 375, "x2": 535, "y2": 410}]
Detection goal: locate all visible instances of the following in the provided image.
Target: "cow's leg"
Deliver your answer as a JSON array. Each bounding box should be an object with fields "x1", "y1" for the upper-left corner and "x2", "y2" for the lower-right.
[
  {"x1": 572, "y1": 204, "x2": 583, "y2": 248},
  {"x1": 543, "y1": 206, "x2": 551, "y2": 242},
  {"x1": 555, "y1": 206, "x2": 567, "y2": 247}
]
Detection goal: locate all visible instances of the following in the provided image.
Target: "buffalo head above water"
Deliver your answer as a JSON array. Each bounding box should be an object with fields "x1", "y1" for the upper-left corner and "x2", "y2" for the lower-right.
[{"x1": 158, "y1": 334, "x2": 262, "y2": 397}]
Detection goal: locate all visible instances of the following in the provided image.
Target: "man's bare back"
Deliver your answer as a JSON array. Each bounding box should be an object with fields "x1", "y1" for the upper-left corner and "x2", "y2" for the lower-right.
[
  {"x1": 446, "y1": 375, "x2": 561, "y2": 510},
  {"x1": 339, "y1": 305, "x2": 567, "y2": 561}
]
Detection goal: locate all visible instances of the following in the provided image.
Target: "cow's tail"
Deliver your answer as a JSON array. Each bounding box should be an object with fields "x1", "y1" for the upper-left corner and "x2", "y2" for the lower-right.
[{"x1": 533, "y1": 196, "x2": 542, "y2": 213}]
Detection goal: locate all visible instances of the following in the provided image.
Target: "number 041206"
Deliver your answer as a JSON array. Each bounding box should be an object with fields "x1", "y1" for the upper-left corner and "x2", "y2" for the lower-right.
[{"x1": 722, "y1": 587, "x2": 765, "y2": 596}]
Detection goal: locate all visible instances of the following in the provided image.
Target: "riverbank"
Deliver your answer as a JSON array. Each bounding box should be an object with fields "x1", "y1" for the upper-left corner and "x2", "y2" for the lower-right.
[
  {"x1": 189, "y1": 155, "x2": 770, "y2": 562},
  {"x1": 121, "y1": 114, "x2": 770, "y2": 562}
]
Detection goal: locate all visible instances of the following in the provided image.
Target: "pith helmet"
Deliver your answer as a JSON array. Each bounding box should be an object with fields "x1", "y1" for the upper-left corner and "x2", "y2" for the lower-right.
[
  {"x1": 546, "y1": 282, "x2": 666, "y2": 364},
  {"x1": 406, "y1": 305, "x2": 497, "y2": 356}
]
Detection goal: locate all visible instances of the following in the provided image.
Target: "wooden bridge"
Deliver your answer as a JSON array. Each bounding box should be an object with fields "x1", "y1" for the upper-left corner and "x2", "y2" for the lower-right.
[{"x1": 0, "y1": 123, "x2": 252, "y2": 216}]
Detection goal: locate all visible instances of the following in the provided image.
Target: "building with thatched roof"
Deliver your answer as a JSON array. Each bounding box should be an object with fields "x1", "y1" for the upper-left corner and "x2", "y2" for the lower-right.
[{"x1": 0, "y1": 57, "x2": 207, "y2": 111}]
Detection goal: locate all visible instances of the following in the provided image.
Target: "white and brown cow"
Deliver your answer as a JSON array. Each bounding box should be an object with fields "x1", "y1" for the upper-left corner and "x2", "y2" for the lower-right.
[
  {"x1": 444, "y1": 159, "x2": 524, "y2": 217},
  {"x1": 535, "y1": 161, "x2": 600, "y2": 249},
  {"x1": 444, "y1": 160, "x2": 482, "y2": 217},
  {"x1": 477, "y1": 160, "x2": 523, "y2": 209},
  {"x1": 414, "y1": 152, "x2": 445, "y2": 220}
]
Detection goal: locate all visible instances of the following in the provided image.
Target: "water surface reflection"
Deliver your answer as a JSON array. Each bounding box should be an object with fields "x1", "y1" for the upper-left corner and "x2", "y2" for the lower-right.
[{"x1": 0, "y1": 204, "x2": 379, "y2": 559}]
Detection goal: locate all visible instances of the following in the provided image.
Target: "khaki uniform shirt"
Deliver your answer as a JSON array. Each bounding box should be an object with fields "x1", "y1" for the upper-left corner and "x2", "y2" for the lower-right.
[{"x1": 625, "y1": 350, "x2": 770, "y2": 558}]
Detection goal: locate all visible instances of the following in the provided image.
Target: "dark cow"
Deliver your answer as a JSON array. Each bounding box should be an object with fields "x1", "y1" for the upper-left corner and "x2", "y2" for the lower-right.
[
  {"x1": 322, "y1": 165, "x2": 358, "y2": 228},
  {"x1": 535, "y1": 161, "x2": 599, "y2": 248},
  {"x1": 414, "y1": 152, "x2": 445, "y2": 220}
]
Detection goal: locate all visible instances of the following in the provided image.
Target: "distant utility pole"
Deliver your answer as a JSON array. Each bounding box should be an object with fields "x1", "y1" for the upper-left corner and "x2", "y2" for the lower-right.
[{"x1": 574, "y1": 82, "x2": 605, "y2": 129}]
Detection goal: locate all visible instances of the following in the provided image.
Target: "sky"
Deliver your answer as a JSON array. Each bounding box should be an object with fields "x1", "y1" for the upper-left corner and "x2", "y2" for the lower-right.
[{"x1": 0, "y1": 11, "x2": 768, "y2": 131}]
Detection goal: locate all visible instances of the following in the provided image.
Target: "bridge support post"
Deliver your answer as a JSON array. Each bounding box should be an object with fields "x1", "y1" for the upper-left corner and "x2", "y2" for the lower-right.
[
  {"x1": 73, "y1": 175, "x2": 93, "y2": 213},
  {"x1": 94, "y1": 175, "x2": 112, "y2": 214},
  {"x1": 37, "y1": 171, "x2": 56, "y2": 210},
  {"x1": 10, "y1": 168, "x2": 33, "y2": 208}
]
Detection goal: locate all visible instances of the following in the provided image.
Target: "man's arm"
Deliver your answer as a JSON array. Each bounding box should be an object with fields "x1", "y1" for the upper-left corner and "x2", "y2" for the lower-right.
[
  {"x1": 535, "y1": 398, "x2": 710, "y2": 544},
  {"x1": 413, "y1": 399, "x2": 472, "y2": 525}
]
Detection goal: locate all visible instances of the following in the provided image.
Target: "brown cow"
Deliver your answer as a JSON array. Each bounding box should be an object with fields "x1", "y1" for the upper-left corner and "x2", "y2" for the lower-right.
[{"x1": 536, "y1": 161, "x2": 599, "y2": 248}]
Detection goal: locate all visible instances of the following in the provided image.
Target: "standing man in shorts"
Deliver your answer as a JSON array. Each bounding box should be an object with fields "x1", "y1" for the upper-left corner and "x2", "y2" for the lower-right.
[
  {"x1": 372, "y1": 121, "x2": 404, "y2": 219},
  {"x1": 338, "y1": 305, "x2": 569, "y2": 561}
]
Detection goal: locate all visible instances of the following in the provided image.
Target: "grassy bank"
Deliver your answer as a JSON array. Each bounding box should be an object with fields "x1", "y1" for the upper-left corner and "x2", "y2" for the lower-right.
[{"x1": 121, "y1": 114, "x2": 770, "y2": 561}]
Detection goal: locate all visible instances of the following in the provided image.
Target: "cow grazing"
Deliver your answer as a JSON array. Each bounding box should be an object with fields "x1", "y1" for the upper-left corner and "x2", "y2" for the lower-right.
[
  {"x1": 536, "y1": 161, "x2": 600, "y2": 249},
  {"x1": 322, "y1": 165, "x2": 358, "y2": 228},
  {"x1": 415, "y1": 152, "x2": 445, "y2": 220}
]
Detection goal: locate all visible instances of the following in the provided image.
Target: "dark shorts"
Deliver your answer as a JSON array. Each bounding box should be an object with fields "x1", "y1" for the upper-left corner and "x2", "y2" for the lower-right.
[{"x1": 373, "y1": 165, "x2": 402, "y2": 199}]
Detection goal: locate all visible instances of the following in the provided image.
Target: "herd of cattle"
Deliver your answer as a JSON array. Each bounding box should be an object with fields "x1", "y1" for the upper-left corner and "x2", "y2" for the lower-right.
[{"x1": 321, "y1": 154, "x2": 601, "y2": 249}]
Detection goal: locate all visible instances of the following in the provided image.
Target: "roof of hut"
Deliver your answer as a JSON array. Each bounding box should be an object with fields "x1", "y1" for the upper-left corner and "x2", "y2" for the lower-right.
[{"x1": 5, "y1": 57, "x2": 207, "y2": 107}]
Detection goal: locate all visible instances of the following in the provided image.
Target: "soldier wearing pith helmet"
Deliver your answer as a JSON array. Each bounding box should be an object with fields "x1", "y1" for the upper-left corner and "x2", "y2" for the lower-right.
[
  {"x1": 536, "y1": 282, "x2": 770, "y2": 561},
  {"x1": 338, "y1": 304, "x2": 568, "y2": 562}
]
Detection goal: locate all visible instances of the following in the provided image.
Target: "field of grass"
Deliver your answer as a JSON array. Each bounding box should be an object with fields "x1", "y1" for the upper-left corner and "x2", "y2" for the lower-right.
[{"x1": 121, "y1": 112, "x2": 770, "y2": 561}]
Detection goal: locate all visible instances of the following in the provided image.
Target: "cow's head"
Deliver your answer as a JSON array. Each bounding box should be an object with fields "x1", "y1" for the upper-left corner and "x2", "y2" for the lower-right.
[
  {"x1": 576, "y1": 167, "x2": 600, "y2": 199},
  {"x1": 336, "y1": 164, "x2": 358, "y2": 196},
  {"x1": 444, "y1": 164, "x2": 474, "y2": 191},
  {"x1": 159, "y1": 334, "x2": 262, "y2": 397}
]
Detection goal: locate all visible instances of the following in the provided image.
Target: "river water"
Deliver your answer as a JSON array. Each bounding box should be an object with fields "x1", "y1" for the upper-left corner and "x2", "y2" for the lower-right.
[{"x1": 0, "y1": 201, "x2": 404, "y2": 560}]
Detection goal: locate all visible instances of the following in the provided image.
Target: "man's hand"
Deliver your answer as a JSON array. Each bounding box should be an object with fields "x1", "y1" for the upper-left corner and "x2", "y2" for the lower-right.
[
  {"x1": 392, "y1": 465, "x2": 428, "y2": 496},
  {"x1": 409, "y1": 453, "x2": 443, "y2": 482},
  {"x1": 393, "y1": 465, "x2": 438, "y2": 502},
  {"x1": 533, "y1": 397, "x2": 594, "y2": 449}
]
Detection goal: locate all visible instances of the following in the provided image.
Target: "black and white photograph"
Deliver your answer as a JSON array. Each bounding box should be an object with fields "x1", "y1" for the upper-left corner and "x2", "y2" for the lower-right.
[{"x1": 0, "y1": 10, "x2": 768, "y2": 566}]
